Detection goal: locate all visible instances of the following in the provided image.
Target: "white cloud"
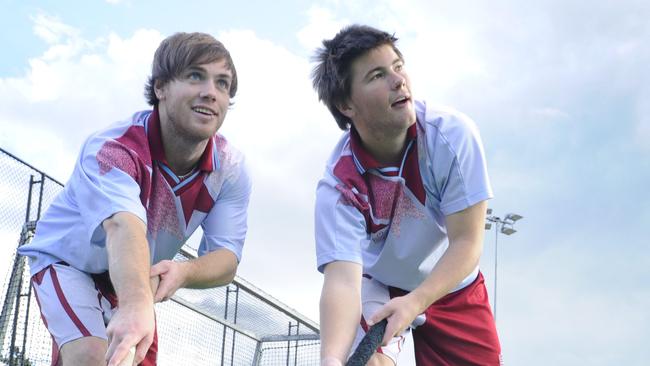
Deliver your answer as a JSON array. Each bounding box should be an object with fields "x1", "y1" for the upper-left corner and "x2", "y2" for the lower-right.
[
  {"x1": 31, "y1": 13, "x2": 80, "y2": 45},
  {"x1": 296, "y1": 5, "x2": 349, "y2": 50},
  {"x1": 0, "y1": 22, "x2": 162, "y2": 181}
]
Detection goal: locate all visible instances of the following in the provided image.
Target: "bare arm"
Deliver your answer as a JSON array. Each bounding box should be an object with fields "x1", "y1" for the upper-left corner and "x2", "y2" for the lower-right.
[
  {"x1": 320, "y1": 261, "x2": 363, "y2": 366},
  {"x1": 103, "y1": 211, "x2": 155, "y2": 366},
  {"x1": 149, "y1": 248, "x2": 238, "y2": 302},
  {"x1": 368, "y1": 200, "x2": 488, "y2": 344}
]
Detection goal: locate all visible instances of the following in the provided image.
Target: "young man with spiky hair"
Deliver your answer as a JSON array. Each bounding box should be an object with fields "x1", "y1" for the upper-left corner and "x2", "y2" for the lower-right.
[
  {"x1": 19, "y1": 32, "x2": 251, "y2": 366},
  {"x1": 312, "y1": 25, "x2": 501, "y2": 365}
]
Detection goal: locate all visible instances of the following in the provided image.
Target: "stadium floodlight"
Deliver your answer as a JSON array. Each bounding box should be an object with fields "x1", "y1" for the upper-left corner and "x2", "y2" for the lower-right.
[
  {"x1": 504, "y1": 213, "x2": 523, "y2": 223},
  {"x1": 484, "y1": 209, "x2": 523, "y2": 322}
]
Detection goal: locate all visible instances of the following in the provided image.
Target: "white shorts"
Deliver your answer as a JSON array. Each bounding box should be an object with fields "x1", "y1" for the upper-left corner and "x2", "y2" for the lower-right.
[
  {"x1": 31, "y1": 262, "x2": 117, "y2": 349},
  {"x1": 350, "y1": 276, "x2": 425, "y2": 364}
]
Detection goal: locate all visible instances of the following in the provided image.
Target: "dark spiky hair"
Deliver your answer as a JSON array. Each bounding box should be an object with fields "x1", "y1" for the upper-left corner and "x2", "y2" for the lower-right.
[{"x1": 311, "y1": 24, "x2": 402, "y2": 130}]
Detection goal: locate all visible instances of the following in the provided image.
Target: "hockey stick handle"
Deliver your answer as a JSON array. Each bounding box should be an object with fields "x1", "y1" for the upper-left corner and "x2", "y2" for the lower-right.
[{"x1": 346, "y1": 319, "x2": 388, "y2": 366}]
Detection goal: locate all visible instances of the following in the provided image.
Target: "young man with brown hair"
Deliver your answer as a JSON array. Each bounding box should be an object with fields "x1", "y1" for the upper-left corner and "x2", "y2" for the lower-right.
[
  {"x1": 19, "y1": 32, "x2": 251, "y2": 366},
  {"x1": 312, "y1": 25, "x2": 501, "y2": 365}
]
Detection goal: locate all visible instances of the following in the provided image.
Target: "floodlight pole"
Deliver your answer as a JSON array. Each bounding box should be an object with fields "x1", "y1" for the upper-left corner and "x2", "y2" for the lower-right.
[
  {"x1": 485, "y1": 210, "x2": 523, "y2": 322},
  {"x1": 493, "y1": 223, "x2": 498, "y2": 321}
]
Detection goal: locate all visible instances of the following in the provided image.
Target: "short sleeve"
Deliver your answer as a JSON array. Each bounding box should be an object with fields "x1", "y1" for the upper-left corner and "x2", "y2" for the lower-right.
[
  {"x1": 198, "y1": 156, "x2": 252, "y2": 262},
  {"x1": 426, "y1": 109, "x2": 493, "y2": 216},
  {"x1": 314, "y1": 174, "x2": 368, "y2": 273},
  {"x1": 73, "y1": 136, "x2": 148, "y2": 246}
]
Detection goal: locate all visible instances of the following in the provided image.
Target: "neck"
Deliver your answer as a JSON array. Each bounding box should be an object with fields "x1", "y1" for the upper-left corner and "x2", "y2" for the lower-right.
[
  {"x1": 164, "y1": 136, "x2": 207, "y2": 176},
  {"x1": 158, "y1": 110, "x2": 208, "y2": 176},
  {"x1": 358, "y1": 127, "x2": 408, "y2": 166}
]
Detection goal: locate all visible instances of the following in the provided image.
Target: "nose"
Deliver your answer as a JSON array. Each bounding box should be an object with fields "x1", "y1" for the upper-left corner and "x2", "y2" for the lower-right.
[
  {"x1": 199, "y1": 83, "x2": 217, "y2": 101},
  {"x1": 391, "y1": 73, "x2": 406, "y2": 89}
]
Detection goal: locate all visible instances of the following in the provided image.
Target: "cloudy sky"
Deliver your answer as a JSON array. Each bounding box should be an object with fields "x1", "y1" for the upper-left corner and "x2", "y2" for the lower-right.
[{"x1": 1, "y1": 0, "x2": 649, "y2": 365}]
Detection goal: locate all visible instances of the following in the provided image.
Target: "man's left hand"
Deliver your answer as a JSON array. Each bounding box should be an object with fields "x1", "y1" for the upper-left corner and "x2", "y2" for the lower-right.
[
  {"x1": 367, "y1": 293, "x2": 424, "y2": 346},
  {"x1": 150, "y1": 260, "x2": 188, "y2": 303}
]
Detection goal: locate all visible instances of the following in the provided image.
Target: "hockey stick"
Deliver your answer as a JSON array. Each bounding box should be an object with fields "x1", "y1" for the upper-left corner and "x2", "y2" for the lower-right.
[{"x1": 346, "y1": 319, "x2": 388, "y2": 366}]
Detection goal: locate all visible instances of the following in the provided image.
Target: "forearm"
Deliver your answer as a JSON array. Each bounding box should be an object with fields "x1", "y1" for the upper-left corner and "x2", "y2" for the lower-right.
[
  {"x1": 104, "y1": 212, "x2": 152, "y2": 307},
  {"x1": 320, "y1": 262, "x2": 362, "y2": 363},
  {"x1": 410, "y1": 201, "x2": 487, "y2": 312},
  {"x1": 409, "y1": 238, "x2": 482, "y2": 311},
  {"x1": 181, "y1": 248, "x2": 238, "y2": 289}
]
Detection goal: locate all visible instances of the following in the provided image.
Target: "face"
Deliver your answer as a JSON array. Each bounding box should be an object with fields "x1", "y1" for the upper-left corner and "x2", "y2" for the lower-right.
[
  {"x1": 155, "y1": 59, "x2": 233, "y2": 143},
  {"x1": 339, "y1": 44, "x2": 416, "y2": 141}
]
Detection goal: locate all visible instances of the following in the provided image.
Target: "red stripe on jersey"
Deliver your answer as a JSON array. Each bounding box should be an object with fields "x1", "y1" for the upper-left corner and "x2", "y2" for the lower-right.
[
  {"x1": 146, "y1": 108, "x2": 167, "y2": 166},
  {"x1": 97, "y1": 129, "x2": 153, "y2": 207},
  {"x1": 49, "y1": 266, "x2": 91, "y2": 337},
  {"x1": 333, "y1": 156, "x2": 369, "y2": 197},
  {"x1": 147, "y1": 168, "x2": 184, "y2": 240},
  {"x1": 178, "y1": 176, "x2": 215, "y2": 225}
]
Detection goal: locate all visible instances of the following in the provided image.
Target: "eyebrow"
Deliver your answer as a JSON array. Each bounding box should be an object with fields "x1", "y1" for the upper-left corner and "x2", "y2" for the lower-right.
[
  {"x1": 186, "y1": 65, "x2": 232, "y2": 80},
  {"x1": 362, "y1": 57, "x2": 403, "y2": 81}
]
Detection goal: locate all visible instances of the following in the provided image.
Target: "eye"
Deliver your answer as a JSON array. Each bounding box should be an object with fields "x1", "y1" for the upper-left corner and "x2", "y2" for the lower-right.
[
  {"x1": 188, "y1": 71, "x2": 203, "y2": 81},
  {"x1": 395, "y1": 62, "x2": 404, "y2": 72},
  {"x1": 216, "y1": 79, "x2": 230, "y2": 90},
  {"x1": 371, "y1": 72, "x2": 384, "y2": 81}
]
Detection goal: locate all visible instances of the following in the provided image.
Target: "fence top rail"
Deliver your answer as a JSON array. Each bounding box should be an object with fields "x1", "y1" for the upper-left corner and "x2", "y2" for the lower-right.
[
  {"x1": 0, "y1": 147, "x2": 64, "y2": 187},
  {"x1": 260, "y1": 333, "x2": 321, "y2": 342}
]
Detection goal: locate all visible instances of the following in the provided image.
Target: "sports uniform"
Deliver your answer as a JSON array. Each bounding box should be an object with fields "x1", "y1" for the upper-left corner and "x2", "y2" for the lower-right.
[
  {"x1": 315, "y1": 100, "x2": 500, "y2": 365},
  {"x1": 19, "y1": 108, "x2": 251, "y2": 365}
]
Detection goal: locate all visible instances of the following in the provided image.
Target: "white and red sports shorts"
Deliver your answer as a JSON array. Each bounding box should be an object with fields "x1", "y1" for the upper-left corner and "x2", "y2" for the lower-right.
[{"x1": 31, "y1": 262, "x2": 157, "y2": 366}]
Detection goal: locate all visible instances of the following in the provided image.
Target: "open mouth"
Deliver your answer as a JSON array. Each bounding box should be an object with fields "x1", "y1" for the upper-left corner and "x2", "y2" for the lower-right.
[
  {"x1": 192, "y1": 106, "x2": 217, "y2": 116},
  {"x1": 391, "y1": 96, "x2": 410, "y2": 107}
]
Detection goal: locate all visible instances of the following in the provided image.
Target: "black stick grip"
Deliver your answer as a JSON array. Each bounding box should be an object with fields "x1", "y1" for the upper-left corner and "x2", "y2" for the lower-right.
[{"x1": 346, "y1": 319, "x2": 388, "y2": 366}]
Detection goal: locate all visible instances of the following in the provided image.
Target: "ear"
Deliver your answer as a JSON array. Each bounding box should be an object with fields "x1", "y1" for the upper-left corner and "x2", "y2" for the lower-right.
[
  {"x1": 154, "y1": 79, "x2": 166, "y2": 101},
  {"x1": 337, "y1": 100, "x2": 355, "y2": 119}
]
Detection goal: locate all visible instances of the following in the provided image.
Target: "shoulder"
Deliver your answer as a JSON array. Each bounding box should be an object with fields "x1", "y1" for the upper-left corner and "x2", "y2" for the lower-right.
[
  {"x1": 213, "y1": 133, "x2": 247, "y2": 170},
  {"x1": 319, "y1": 131, "x2": 360, "y2": 186},
  {"x1": 81, "y1": 111, "x2": 153, "y2": 175},
  {"x1": 322, "y1": 131, "x2": 355, "y2": 174},
  {"x1": 415, "y1": 100, "x2": 480, "y2": 138},
  {"x1": 415, "y1": 100, "x2": 484, "y2": 154},
  {"x1": 85, "y1": 111, "x2": 151, "y2": 151},
  {"x1": 207, "y1": 134, "x2": 251, "y2": 193}
]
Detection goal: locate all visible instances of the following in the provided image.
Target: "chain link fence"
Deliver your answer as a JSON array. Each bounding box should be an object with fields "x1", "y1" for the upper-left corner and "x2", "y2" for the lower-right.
[{"x1": 0, "y1": 147, "x2": 320, "y2": 365}]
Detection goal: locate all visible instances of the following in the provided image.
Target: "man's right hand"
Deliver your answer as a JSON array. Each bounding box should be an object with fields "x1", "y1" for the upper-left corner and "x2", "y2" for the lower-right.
[
  {"x1": 102, "y1": 212, "x2": 156, "y2": 366},
  {"x1": 105, "y1": 301, "x2": 155, "y2": 366}
]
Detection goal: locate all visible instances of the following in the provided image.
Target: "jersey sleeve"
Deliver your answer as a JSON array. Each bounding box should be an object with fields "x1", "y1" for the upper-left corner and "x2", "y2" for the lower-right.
[
  {"x1": 197, "y1": 155, "x2": 252, "y2": 262},
  {"x1": 427, "y1": 108, "x2": 493, "y2": 216},
  {"x1": 314, "y1": 172, "x2": 368, "y2": 273},
  {"x1": 73, "y1": 135, "x2": 148, "y2": 247}
]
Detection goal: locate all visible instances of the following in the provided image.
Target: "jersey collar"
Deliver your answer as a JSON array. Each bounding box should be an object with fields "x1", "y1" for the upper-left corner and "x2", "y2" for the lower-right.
[{"x1": 349, "y1": 122, "x2": 417, "y2": 174}]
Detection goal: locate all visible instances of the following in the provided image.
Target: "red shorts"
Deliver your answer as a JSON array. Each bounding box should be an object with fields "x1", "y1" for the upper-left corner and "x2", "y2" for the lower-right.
[{"x1": 390, "y1": 272, "x2": 502, "y2": 365}]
